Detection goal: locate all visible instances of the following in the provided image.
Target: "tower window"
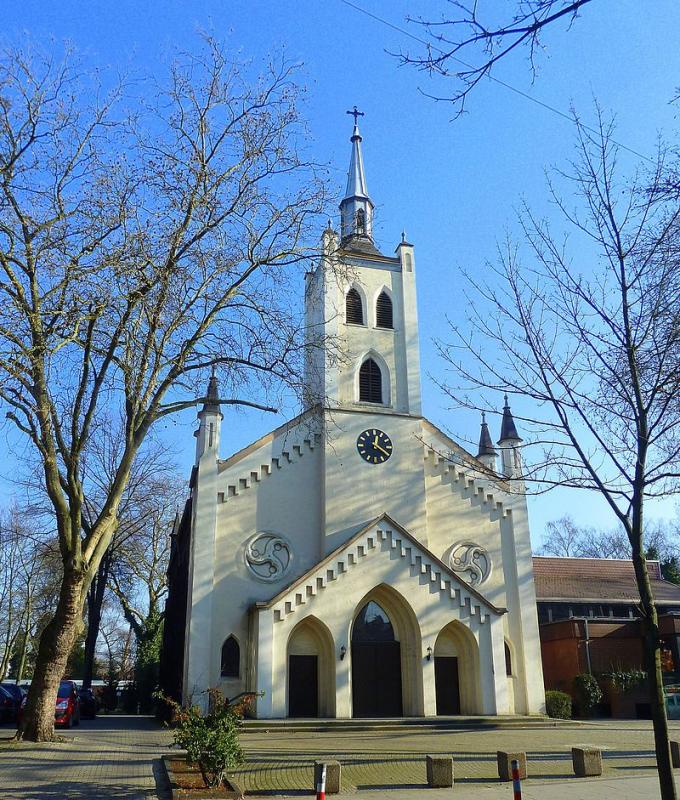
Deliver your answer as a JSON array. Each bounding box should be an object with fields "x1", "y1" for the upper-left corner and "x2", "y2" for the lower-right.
[
  {"x1": 359, "y1": 358, "x2": 383, "y2": 403},
  {"x1": 346, "y1": 288, "x2": 364, "y2": 325},
  {"x1": 221, "y1": 635, "x2": 240, "y2": 678},
  {"x1": 376, "y1": 292, "x2": 393, "y2": 329},
  {"x1": 356, "y1": 208, "x2": 366, "y2": 235}
]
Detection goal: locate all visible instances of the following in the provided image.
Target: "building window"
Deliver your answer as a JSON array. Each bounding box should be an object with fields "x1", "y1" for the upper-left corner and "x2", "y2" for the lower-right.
[
  {"x1": 376, "y1": 291, "x2": 393, "y2": 329},
  {"x1": 504, "y1": 642, "x2": 512, "y2": 676},
  {"x1": 359, "y1": 358, "x2": 383, "y2": 403},
  {"x1": 346, "y1": 288, "x2": 364, "y2": 325},
  {"x1": 356, "y1": 208, "x2": 366, "y2": 235},
  {"x1": 221, "y1": 636, "x2": 240, "y2": 678}
]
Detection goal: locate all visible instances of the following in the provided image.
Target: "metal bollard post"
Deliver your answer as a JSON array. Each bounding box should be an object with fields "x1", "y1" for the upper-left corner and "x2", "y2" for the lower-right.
[
  {"x1": 511, "y1": 758, "x2": 522, "y2": 800},
  {"x1": 316, "y1": 763, "x2": 327, "y2": 800}
]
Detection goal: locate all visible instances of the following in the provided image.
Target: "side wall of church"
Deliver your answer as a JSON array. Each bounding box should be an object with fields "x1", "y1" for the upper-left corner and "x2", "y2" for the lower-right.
[{"x1": 185, "y1": 416, "x2": 324, "y2": 701}]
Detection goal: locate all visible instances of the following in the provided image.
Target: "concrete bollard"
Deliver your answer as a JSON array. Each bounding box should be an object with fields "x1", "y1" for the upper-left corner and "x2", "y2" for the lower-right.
[
  {"x1": 670, "y1": 741, "x2": 680, "y2": 769},
  {"x1": 314, "y1": 760, "x2": 341, "y2": 795},
  {"x1": 497, "y1": 751, "x2": 527, "y2": 781},
  {"x1": 426, "y1": 755, "x2": 454, "y2": 788},
  {"x1": 572, "y1": 747, "x2": 602, "y2": 777}
]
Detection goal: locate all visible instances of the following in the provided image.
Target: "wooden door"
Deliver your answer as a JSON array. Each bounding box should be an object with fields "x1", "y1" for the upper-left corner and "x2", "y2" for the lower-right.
[
  {"x1": 435, "y1": 656, "x2": 461, "y2": 715},
  {"x1": 352, "y1": 641, "x2": 403, "y2": 717},
  {"x1": 288, "y1": 654, "x2": 318, "y2": 717}
]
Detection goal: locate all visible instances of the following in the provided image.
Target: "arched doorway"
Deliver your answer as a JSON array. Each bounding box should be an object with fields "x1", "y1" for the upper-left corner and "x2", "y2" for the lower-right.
[
  {"x1": 434, "y1": 621, "x2": 482, "y2": 715},
  {"x1": 352, "y1": 600, "x2": 402, "y2": 717},
  {"x1": 287, "y1": 616, "x2": 335, "y2": 718}
]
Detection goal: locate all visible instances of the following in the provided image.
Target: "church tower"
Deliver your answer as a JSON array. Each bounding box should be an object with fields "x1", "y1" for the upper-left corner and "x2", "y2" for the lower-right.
[{"x1": 305, "y1": 110, "x2": 422, "y2": 416}]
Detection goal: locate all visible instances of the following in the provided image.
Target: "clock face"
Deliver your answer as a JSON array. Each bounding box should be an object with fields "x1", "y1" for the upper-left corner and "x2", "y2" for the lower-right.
[{"x1": 356, "y1": 428, "x2": 393, "y2": 464}]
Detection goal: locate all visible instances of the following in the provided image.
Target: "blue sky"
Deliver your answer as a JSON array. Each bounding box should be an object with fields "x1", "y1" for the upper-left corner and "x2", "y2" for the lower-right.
[{"x1": 2, "y1": 1, "x2": 679, "y2": 545}]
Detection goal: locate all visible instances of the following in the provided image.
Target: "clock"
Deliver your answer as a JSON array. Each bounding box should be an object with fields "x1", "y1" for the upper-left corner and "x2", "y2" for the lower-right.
[{"x1": 356, "y1": 428, "x2": 393, "y2": 464}]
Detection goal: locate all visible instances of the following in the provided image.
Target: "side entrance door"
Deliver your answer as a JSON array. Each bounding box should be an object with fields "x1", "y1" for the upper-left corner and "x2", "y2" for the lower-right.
[
  {"x1": 288, "y1": 654, "x2": 319, "y2": 717},
  {"x1": 435, "y1": 655, "x2": 461, "y2": 715}
]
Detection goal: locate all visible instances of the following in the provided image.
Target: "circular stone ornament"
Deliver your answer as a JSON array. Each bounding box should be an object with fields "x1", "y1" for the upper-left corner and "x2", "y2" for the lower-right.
[
  {"x1": 448, "y1": 541, "x2": 492, "y2": 586},
  {"x1": 245, "y1": 532, "x2": 292, "y2": 582}
]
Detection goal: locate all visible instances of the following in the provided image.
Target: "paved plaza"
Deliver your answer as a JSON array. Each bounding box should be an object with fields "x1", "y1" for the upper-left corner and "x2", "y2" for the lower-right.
[{"x1": 0, "y1": 715, "x2": 679, "y2": 798}]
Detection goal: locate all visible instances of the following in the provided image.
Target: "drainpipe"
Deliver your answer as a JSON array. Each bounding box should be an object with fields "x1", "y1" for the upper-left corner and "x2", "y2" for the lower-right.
[{"x1": 583, "y1": 618, "x2": 592, "y2": 675}]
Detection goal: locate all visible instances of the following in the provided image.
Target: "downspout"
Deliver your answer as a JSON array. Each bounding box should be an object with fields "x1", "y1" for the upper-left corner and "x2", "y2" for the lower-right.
[{"x1": 583, "y1": 618, "x2": 592, "y2": 675}]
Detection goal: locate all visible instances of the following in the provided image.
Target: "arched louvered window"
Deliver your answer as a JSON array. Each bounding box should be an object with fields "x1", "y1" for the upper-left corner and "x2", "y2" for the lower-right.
[
  {"x1": 359, "y1": 358, "x2": 383, "y2": 404},
  {"x1": 221, "y1": 636, "x2": 240, "y2": 678},
  {"x1": 376, "y1": 291, "x2": 393, "y2": 329},
  {"x1": 356, "y1": 208, "x2": 366, "y2": 235},
  {"x1": 346, "y1": 288, "x2": 364, "y2": 325}
]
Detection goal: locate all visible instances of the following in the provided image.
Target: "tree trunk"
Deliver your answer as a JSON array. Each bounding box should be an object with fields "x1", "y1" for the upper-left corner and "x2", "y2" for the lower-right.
[
  {"x1": 15, "y1": 569, "x2": 85, "y2": 742},
  {"x1": 631, "y1": 530, "x2": 676, "y2": 800},
  {"x1": 83, "y1": 553, "x2": 111, "y2": 689}
]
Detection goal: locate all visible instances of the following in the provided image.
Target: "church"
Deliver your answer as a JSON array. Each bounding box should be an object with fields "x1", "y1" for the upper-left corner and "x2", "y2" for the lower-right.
[{"x1": 161, "y1": 114, "x2": 546, "y2": 718}]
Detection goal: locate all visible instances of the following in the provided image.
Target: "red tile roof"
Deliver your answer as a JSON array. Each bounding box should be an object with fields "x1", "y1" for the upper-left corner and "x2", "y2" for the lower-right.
[{"x1": 532, "y1": 556, "x2": 680, "y2": 604}]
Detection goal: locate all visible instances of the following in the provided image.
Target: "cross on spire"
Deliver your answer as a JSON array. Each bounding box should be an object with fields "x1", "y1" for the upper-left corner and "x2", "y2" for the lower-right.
[{"x1": 346, "y1": 106, "x2": 364, "y2": 124}]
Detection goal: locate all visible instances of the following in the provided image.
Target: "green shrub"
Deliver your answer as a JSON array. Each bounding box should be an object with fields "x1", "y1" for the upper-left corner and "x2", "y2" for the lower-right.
[
  {"x1": 573, "y1": 673, "x2": 603, "y2": 715},
  {"x1": 601, "y1": 668, "x2": 647, "y2": 694},
  {"x1": 545, "y1": 689, "x2": 572, "y2": 719},
  {"x1": 169, "y1": 689, "x2": 244, "y2": 788}
]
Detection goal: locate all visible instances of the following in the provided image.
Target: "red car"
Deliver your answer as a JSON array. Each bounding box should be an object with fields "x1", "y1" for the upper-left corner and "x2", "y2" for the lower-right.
[
  {"x1": 17, "y1": 680, "x2": 81, "y2": 728},
  {"x1": 55, "y1": 681, "x2": 80, "y2": 727}
]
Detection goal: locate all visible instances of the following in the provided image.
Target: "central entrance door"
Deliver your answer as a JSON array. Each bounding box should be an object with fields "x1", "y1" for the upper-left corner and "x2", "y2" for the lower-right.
[
  {"x1": 288, "y1": 654, "x2": 318, "y2": 717},
  {"x1": 351, "y1": 601, "x2": 403, "y2": 717},
  {"x1": 435, "y1": 656, "x2": 461, "y2": 715}
]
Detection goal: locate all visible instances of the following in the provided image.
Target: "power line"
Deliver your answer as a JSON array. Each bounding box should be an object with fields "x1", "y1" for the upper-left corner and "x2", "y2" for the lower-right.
[{"x1": 338, "y1": 0, "x2": 654, "y2": 164}]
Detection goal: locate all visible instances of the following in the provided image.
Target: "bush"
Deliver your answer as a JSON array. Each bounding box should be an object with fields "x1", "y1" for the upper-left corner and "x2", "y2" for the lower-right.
[
  {"x1": 168, "y1": 689, "x2": 244, "y2": 788},
  {"x1": 545, "y1": 689, "x2": 572, "y2": 719},
  {"x1": 573, "y1": 673, "x2": 603, "y2": 715}
]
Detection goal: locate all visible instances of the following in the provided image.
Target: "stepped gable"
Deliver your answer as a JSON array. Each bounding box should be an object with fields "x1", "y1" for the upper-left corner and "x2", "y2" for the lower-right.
[
  {"x1": 257, "y1": 512, "x2": 506, "y2": 624},
  {"x1": 533, "y1": 556, "x2": 680, "y2": 604}
]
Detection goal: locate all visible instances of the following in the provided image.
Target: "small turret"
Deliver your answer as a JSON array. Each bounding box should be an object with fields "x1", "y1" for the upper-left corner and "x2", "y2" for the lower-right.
[
  {"x1": 497, "y1": 394, "x2": 522, "y2": 479},
  {"x1": 476, "y1": 412, "x2": 498, "y2": 471},
  {"x1": 194, "y1": 372, "x2": 223, "y2": 463}
]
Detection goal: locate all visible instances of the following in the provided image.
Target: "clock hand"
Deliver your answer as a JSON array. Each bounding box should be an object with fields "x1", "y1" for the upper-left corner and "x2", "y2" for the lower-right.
[{"x1": 374, "y1": 441, "x2": 390, "y2": 456}]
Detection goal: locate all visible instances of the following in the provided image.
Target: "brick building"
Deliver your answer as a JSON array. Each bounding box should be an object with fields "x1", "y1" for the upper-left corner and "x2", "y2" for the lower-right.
[{"x1": 533, "y1": 556, "x2": 680, "y2": 717}]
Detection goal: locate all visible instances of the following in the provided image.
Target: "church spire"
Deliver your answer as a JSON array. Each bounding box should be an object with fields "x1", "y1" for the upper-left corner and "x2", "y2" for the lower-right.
[
  {"x1": 477, "y1": 412, "x2": 497, "y2": 471},
  {"x1": 498, "y1": 394, "x2": 521, "y2": 443},
  {"x1": 340, "y1": 107, "x2": 375, "y2": 244},
  {"x1": 498, "y1": 394, "x2": 523, "y2": 479}
]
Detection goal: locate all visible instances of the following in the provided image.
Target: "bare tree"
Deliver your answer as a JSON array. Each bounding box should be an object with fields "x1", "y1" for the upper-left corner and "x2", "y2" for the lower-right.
[
  {"x1": 80, "y1": 431, "x2": 183, "y2": 689},
  {"x1": 539, "y1": 514, "x2": 680, "y2": 576},
  {"x1": 0, "y1": 38, "x2": 326, "y2": 741},
  {"x1": 438, "y1": 111, "x2": 679, "y2": 798},
  {"x1": 395, "y1": 1, "x2": 593, "y2": 114}
]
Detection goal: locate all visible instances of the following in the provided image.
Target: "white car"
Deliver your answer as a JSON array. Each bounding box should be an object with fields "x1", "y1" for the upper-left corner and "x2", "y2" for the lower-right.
[{"x1": 666, "y1": 691, "x2": 680, "y2": 720}]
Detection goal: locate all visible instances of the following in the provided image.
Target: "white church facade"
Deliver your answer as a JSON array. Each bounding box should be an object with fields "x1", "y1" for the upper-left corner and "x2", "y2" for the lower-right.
[{"x1": 168, "y1": 116, "x2": 546, "y2": 718}]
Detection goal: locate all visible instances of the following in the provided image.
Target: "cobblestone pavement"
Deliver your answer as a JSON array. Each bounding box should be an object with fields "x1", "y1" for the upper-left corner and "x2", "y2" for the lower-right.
[
  {"x1": 234, "y1": 719, "x2": 680, "y2": 796},
  {"x1": 0, "y1": 716, "x2": 678, "y2": 799},
  {"x1": 0, "y1": 715, "x2": 173, "y2": 800}
]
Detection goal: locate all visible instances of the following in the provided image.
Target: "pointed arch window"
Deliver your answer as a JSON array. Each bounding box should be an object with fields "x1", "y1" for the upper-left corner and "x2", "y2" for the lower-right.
[
  {"x1": 352, "y1": 601, "x2": 395, "y2": 642},
  {"x1": 356, "y1": 208, "x2": 366, "y2": 235},
  {"x1": 376, "y1": 291, "x2": 393, "y2": 329},
  {"x1": 221, "y1": 636, "x2": 240, "y2": 678},
  {"x1": 359, "y1": 358, "x2": 382, "y2": 404},
  {"x1": 504, "y1": 642, "x2": 512, "y2": 676},
  {"x1": 346, "y1": 288, "x2": 364, "y2": 325}
]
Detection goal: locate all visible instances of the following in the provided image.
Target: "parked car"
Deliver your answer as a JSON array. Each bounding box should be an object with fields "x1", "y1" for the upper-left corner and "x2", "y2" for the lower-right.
[
  {"x1": 666, "y1": 689, "x2": 680, "y2": 720},
  {"x1": 77, "y1": 687, "x2": 98, "y2": 719},
  {"x1": 55, "y1": 680, "x2": 80, "y2": 728},
  {"x1": 0, "y1": 683, "x2": 25, "y2": 722},
  {"x1": 0, "y1": 686, "x2": 16, "y2": 723}
]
